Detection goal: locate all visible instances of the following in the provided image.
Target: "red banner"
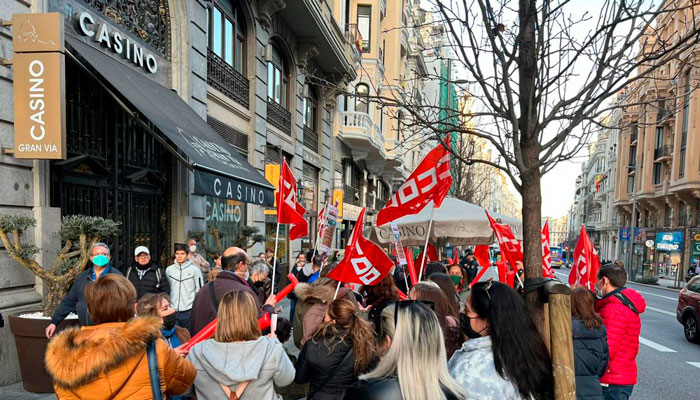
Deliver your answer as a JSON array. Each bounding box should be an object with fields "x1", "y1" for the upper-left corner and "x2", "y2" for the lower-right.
[
  {"x1": 277, "y1": 160, "x2": 308, "y2": 240},
  {"x1": 542, "y1": 220, "x2": 555, "y2": 278},
  {"x1": 474, "y1": 245, "x2": 490, "y2": 267},
  {"x1": 486, "y1": 211, "x2": 523, "y2": 268},
  {"x1": 376, "y1": 142, "x2": 452, "y2": 226},
  {"x1": 328, "y1": 208, "x2": 394, "y2": 285},
  {"x1": 568, "y1": 225, "x2": 600, "y2": 290}
]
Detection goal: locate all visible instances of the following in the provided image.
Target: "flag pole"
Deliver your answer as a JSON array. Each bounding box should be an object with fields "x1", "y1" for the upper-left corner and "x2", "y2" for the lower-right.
[
  {"x1": 271, "y1": 158, "x2": 285, "y2": 295},
  {"x1": 333, "y1": 280, "x2": 342, "y2": 300},
  {"x1": 418, "y1": 202, "x2": 436, "y2": 282},
  {"x1": 311, "y1": 199, "x2": 329, "y2": 261}
]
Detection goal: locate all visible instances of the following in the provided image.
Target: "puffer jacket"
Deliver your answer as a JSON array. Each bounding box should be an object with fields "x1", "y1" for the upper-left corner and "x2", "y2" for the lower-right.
[
  {"x1": 572, "y1": 318, "x2": 608, "y2": 400},
  {"x1": 343, "y1": 376, "x2": 462, "y2": 400},
  {"x1": 187, "y1": 336, "x2": 294, "y2": 400},
  {"x1": 166, "y1": 260, "x2": 203, "y2": 312},
  {"x1": 45, "y1": 316, "x2": 196, "y2": 400},
  {"x1": 292, "y1": 282, "x2": 358, "y2": 349},
  {"x1": 294, "y1": 329, "x2": 358, "y2": 400},
  {"x1": 595, "y1": 287, "x2": 646, "y2": 386},
  {"x1": 448, "y1": 336, "x2": 523, "y2": 400}
]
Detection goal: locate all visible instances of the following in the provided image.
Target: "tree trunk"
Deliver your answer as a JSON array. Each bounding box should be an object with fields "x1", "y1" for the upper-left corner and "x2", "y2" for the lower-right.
[
  {"x1": 520, "y1": 142, "x2": 545, "y2": 334},
  {"x1": 42, "y1": 279, "x2": 72, "y2": 318}
]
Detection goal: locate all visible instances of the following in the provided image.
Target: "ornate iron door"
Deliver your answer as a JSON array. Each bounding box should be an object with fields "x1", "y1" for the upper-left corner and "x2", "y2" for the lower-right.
[{"x1": 51, "y1": 61, "x2": 171, "y2": 270}]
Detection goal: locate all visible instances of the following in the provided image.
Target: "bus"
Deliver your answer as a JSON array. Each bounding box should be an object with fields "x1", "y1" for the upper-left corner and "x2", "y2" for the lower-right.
[{"x1": 550, "y1": 246, "x2": 564, "y2": 268}]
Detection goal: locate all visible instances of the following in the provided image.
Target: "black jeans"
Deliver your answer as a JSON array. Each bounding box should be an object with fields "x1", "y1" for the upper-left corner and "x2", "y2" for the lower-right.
[
  {"x1": 602, "y1": 385, "x2": 634, "y2": 400},
  {"x1": 175, "y1": 309, "x2": 192, "y2": 334}
]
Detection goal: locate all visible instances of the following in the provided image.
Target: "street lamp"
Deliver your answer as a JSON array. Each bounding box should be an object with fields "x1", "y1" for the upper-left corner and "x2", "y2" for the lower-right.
[{"x1": 297, "y1": 178, "x2": 306, "y2": 202}]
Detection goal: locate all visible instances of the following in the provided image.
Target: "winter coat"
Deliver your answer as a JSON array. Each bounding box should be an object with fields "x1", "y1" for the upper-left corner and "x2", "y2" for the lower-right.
[
  {"x1": 126, "y1": 261, "x2": 170, "y2": 299},
  {"x1": 595, "y1": 287, "x2": 646, "y2": 386},
  {"x1": 188, "y1": 252, "x2": 211, "y2": 276},
  {"x1": 45, "y1": 316, "x2": 196, "y2": 400},
  {"x1": 294, "y1": 330, "x2": 358, "y2": 400},
  {"x1": 448, "y1": 336, "x2": 523, "y2": 400},
  {"x1": 190, "y1": 271, "x2": 273, "y2": 335},
  {"x1": 292, "y1": 282, "x2": 359, "y2": 349},
  {"x1": 249, "y1": 277, "x2": 272, "y2": 306},
  {"x1": 572, "y1": 318, "x2": 609, "y2": 400},
  {"x1": 186, "y1": 336, "x2": 294, "y2": 400},
  {"x1": 343, "y1": 376, "x2": 462, "y2": 400},
  {"x1": 50, "y1": 265, "x2": 123, "y2": 326},
  {"x1": 166, "y1": 260, "x2": 203, "y2": 312}
]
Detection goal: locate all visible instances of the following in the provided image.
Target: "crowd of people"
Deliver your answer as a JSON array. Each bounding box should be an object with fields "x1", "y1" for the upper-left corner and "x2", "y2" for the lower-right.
[{"x1": 41, "y1": 242, "x2": 646, "y2": 400}]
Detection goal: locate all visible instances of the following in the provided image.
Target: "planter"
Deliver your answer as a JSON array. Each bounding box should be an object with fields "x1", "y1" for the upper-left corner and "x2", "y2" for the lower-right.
[{"x1": 8, "y1": 313, "x2": 79, "y2": 393}]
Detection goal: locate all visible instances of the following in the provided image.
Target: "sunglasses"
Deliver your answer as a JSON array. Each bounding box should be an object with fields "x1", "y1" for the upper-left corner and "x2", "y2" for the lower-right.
[
  {"x1": 483, "y1": 278, "x2": 494, "y2": 301},
  {"x1": 393, "y1": 300, "x2": 435, "y2": 328}
]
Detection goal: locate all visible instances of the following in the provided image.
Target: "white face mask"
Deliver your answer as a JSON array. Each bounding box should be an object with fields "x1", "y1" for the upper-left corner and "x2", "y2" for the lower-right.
[
  {"x1": 244, "y1": 271, "x2": 250, "y2": 281},
  {"x1": 189, "y1": 245, "x2": 197, "y2": 253}
]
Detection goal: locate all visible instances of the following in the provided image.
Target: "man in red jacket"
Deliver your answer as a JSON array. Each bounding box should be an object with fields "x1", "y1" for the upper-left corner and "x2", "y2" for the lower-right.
[{"x1": 595, "y1": 264, "x2": 647, "y2": 400}]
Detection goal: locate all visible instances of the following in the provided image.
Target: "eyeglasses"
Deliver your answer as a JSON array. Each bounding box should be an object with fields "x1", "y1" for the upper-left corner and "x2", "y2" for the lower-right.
[{"x1": 393, "y1": 300, "x2": 435, "y2": 328}]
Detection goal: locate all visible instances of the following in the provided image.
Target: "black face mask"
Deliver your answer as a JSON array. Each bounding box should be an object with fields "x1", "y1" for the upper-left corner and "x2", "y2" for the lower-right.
[
  {"x1": 460, "y1": 313, "x2": 485, "y2": 339},
  {"x1": 254, "y1": 280, "x2": 266, "y2": 288},
  {"x1": 162, "y1": 313, "x2": 177, "y2": 331}
]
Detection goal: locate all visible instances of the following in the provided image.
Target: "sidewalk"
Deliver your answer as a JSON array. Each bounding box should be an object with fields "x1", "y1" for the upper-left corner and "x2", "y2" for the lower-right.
[{"x1": 0, "y1": 299, "x2": 299, "y2": 398}]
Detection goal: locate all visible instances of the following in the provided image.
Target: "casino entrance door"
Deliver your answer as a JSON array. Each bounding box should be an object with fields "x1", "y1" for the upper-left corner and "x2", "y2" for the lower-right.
[{"x1": 50, "y1": 60, "x2": 172, "y2": 269}]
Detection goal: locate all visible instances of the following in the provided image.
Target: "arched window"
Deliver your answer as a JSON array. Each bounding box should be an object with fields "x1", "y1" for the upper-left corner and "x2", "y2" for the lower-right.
[
  {"x1": 207, "y1": 1, "x2": 246, "y2": 73},
  {"x1": 355, "y1": 83, "x2": 369, "y2": 113},
  {"x1": 267, "y1": 44, "x2": 288, "y2": 107}
]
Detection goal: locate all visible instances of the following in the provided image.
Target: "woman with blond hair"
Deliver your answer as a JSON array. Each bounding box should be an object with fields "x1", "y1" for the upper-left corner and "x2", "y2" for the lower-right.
[
  {"x1": 294, "y1": 298, "x2": 377, "y2": 399},
  {"x1": 410, "y1": 281, "x2": 463, "y2": 358},
  {"x1": 187, "y1": 290, "x2": 294, "y2": 399},
  {"x1": 343, "y1": 301, "x2": 466, "y2": 400}
]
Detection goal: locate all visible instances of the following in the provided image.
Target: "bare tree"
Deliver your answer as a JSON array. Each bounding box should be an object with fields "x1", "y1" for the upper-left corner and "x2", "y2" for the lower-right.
[
  {"x1": 337, "y1": 0, "x2": 700, "y2": 325},
  {"x1": 450, "y1": 133, "x2": 498, "y2": 207}
]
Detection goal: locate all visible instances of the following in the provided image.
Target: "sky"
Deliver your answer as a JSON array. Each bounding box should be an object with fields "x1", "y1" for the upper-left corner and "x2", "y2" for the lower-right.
[{"x1": 541, "y1": 159, "x2": 582, "y2": 219}]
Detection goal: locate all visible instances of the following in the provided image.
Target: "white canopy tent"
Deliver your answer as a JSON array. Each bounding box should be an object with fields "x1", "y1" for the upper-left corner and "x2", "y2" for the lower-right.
[{"x1": 370, "y1": 197, "x2": 522, "y2": 246}]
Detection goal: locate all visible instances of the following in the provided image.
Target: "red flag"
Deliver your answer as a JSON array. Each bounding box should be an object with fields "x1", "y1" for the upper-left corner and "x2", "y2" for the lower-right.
[
  {"x1": 474, "y1": 245, "x2": 490, "y2": 267},
  {"x1": 404, "y1": 246, "x2": 418, "y2": 286},
  {"x1": 317, "y1": 205, "x2": 326, "y2": 233},
  {"x1": 328, "y1": 208, "x2": 394, "y2": 285},
  {"x1": 453, "y1": 247, "x2": 460, "y2": 265},
  {"x1": 568, "y1": 225, "x2": 600, "y2": 290},
  {"x1": 376, "y1": 142, "x2": 452, "y2": 226},
  {"x1": 277, "y1": 160, "x2": 308, "y2": 240},
  {"x1": 542, "y1": 220, "x2": 555, "y2": 278},
  {"x1": 485, "y1": 211, "x2": 523, "y2": 268},
  {"x1": 416, "y1": 243, "x2": 439, "y2": 278}
]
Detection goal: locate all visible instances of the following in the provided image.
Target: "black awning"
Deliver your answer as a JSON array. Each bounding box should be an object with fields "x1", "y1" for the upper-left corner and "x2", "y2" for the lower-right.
[{"x1": 65, "y1": 36, "x2": 275, "y2": 206}]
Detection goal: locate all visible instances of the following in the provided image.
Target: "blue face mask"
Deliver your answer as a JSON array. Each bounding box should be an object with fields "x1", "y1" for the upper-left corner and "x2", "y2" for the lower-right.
[{"x1": 93, "y1": 255, "x2": 109, "y2": 267}]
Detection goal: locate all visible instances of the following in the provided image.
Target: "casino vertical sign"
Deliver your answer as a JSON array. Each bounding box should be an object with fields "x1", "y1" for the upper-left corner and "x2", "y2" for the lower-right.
[{"x1": 11, "y1": 13, "x2": 66, "y2": 159}]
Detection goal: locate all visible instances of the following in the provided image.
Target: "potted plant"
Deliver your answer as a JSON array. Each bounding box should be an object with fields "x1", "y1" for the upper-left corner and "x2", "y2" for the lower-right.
[{"x1": 0, "y1": 214, "x2": 119, "y2": 393}]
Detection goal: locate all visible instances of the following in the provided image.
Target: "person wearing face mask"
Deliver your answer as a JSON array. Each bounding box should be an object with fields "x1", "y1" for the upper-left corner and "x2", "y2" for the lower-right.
[
  {"x1": 594, "y1": 264, "x2": 646, "y2": 400},
  {"x1": 126, "y1": 246, "x2": 170, "y2": 300},
  {"x1": 248, "y1": 258, "x2": 273, "y2": 305},
  {"x1": 137, "y1": 293, "x2": 191, "y2": 359},
  {"x1": 189, "y1": 246, "x2": 277, "y2": 335},
  {"x1": 449, "y1": 280, "x2": 553, "y2": 400},
  {"x1": 45, "y1": 242, "x2": 123, "y2": 338},
  {"x1": 187, "y1": 238, "x2": 211, "y2": 280}
]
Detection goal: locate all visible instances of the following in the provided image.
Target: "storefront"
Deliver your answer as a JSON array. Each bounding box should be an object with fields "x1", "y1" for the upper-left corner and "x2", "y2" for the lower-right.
[
  {"x1": 15, "y1": 5, "x2": 275, "y2": 267},
  {"x1": 655, "y1": 231, "x2": 683, "y2": 280}
]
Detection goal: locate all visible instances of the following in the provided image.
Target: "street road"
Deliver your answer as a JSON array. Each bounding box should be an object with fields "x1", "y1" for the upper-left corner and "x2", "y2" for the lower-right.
[{"x1": 554, "y1": 267, "x2": 699, "y2": 399}]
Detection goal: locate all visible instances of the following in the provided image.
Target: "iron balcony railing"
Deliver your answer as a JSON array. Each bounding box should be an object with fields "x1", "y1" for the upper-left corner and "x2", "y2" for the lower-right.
[
  {"x1": 267, "y1": 98, "x2": 292, "y2": 135},
  {"x1": 303, "y1": 125, "x2": 319, "y2": 152},
  {"x1": 207, "y1": 49, "x2": 249, "y2": 108},
  {"x1": 654, "y1": 145, "x2": 672, "y2": 160},
  {"x1": 344, "y1": 184, "x2": 360, "y2": 206}
]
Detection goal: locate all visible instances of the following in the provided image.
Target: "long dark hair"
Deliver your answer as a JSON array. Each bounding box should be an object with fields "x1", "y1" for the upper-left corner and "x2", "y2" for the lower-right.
[
  {"x1": 410, "y1": 282, "x2": 463, "y2": 358},
  {"x1": 470, "y1": 281, "x2": 553, "y2": 400},
  {"x1": 571, "y1": 287, "x2": 603, "y2": 330},
  {"x1": 360, "y1": 274, "x2": 399, "y2": 306},
  {"x1": 428, "y1": 273, "x2": 460, "y2": 317},
  {"x1": 312, "y1": 298, "x2": 377, "y2": 373}
]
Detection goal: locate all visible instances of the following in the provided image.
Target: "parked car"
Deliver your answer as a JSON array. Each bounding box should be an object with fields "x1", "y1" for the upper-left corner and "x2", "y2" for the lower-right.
[{"x1": 677, "y1": 276, "x2": 700, "y2": 343}]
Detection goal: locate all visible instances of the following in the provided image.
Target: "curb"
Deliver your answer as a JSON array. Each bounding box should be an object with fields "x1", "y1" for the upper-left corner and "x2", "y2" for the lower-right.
[{"x1": 628, "y1": 280, "x2": 682, "y2": 293}]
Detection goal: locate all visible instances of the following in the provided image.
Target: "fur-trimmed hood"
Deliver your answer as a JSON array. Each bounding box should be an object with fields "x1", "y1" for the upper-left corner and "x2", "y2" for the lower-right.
[
  {"x1": 293, "y1": 282, "x2": 351, "y2": 304},
  {"x1": 45, "y1": 316, "x2": 162, "y2": 390}
]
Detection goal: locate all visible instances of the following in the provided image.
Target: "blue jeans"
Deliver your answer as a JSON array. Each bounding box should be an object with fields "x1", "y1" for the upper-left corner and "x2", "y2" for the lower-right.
[
  {"x1": 289, "y1": 298, "x2": 298, "y2": 324},
  {"x1": 602, "y1": 385, "x2": 634, "y2": 400}
]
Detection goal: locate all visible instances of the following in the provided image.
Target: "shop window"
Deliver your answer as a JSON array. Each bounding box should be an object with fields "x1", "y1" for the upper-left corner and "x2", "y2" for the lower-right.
[
  {"x1": 356, "y1": 83, "x2": 369, "y2": 113},
  {"x1": 267, "y1": 44, "x2": 288, "y2": 107},
  {"x1": 357, "y1": 5, "x2": 371, "y2": 52},
  {"x1": 204, "y1": 196, "x2": 247, "y2": 252},
  {"x1": 207, "y1": 1, "x2": 246, "y2": 73}
]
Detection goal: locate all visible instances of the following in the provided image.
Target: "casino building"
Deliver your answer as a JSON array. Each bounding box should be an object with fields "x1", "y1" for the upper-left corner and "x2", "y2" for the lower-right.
[{"x1": 0, "y1": 0, "x2": 359, "y2": 383}]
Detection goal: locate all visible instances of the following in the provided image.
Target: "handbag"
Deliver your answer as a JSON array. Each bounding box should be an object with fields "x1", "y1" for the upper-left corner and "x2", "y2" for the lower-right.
[{"x1": 147, "y1": 339, "x2": 164, "y2": 400}]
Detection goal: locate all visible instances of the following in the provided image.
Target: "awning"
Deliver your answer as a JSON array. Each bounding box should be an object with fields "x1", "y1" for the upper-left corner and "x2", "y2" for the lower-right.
[{"x1": 65, "y1": 36, "x2": 275, "y2": 206}]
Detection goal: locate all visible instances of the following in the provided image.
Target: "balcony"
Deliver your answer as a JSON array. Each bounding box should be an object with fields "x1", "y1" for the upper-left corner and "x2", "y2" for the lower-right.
[
  {"x1": 338, "y1": 111, "x2": 386, "y2": 160},
  {"x1": 375, "y1": 198, "x2": 386, "y2": 210},
  {"x1": 344, "y1": 184, "x2": 360, "y2": 206},
  {"x1": 630, "y1": 131, "x2": 638, "y2": 145},
  {"x1": 657, "y1": 108, "x2": 675, "y2": 124},
  {"x1": 627, "y1": 163, "x2": 636, "y2": 175},
  {"x1": 278, "y1": 0, "x2": 358, "y2": 80},
  {"x1": 267, "y1": 99, "x2": 292, "y2": 135},
  {"x1": 654, "y1": 145, "x2": 672, "y2": 162},
  {"x1": 303, "y1": 126, "x2": 319, "y2": 152},
  {"x1": 207, "y1": 49, "x2": 249, "y2": 108},
  {"x1": 367, "y1": 193, "x2": 376, "y2": 209}
]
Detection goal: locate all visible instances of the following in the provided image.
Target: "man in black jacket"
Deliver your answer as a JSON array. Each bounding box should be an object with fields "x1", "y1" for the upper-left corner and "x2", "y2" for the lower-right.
[
  {"x1": 126, "y1": 246, "x2": 170, "y2": 299},
  {"x1": 45, "y1": 242, "x2": 123, "y2": 338}
]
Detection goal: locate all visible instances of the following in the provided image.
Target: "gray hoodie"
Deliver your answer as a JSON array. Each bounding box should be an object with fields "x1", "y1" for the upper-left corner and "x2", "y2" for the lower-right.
[{"x1": 187, "y1": 336, "x2": 294, "y2": 400}]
